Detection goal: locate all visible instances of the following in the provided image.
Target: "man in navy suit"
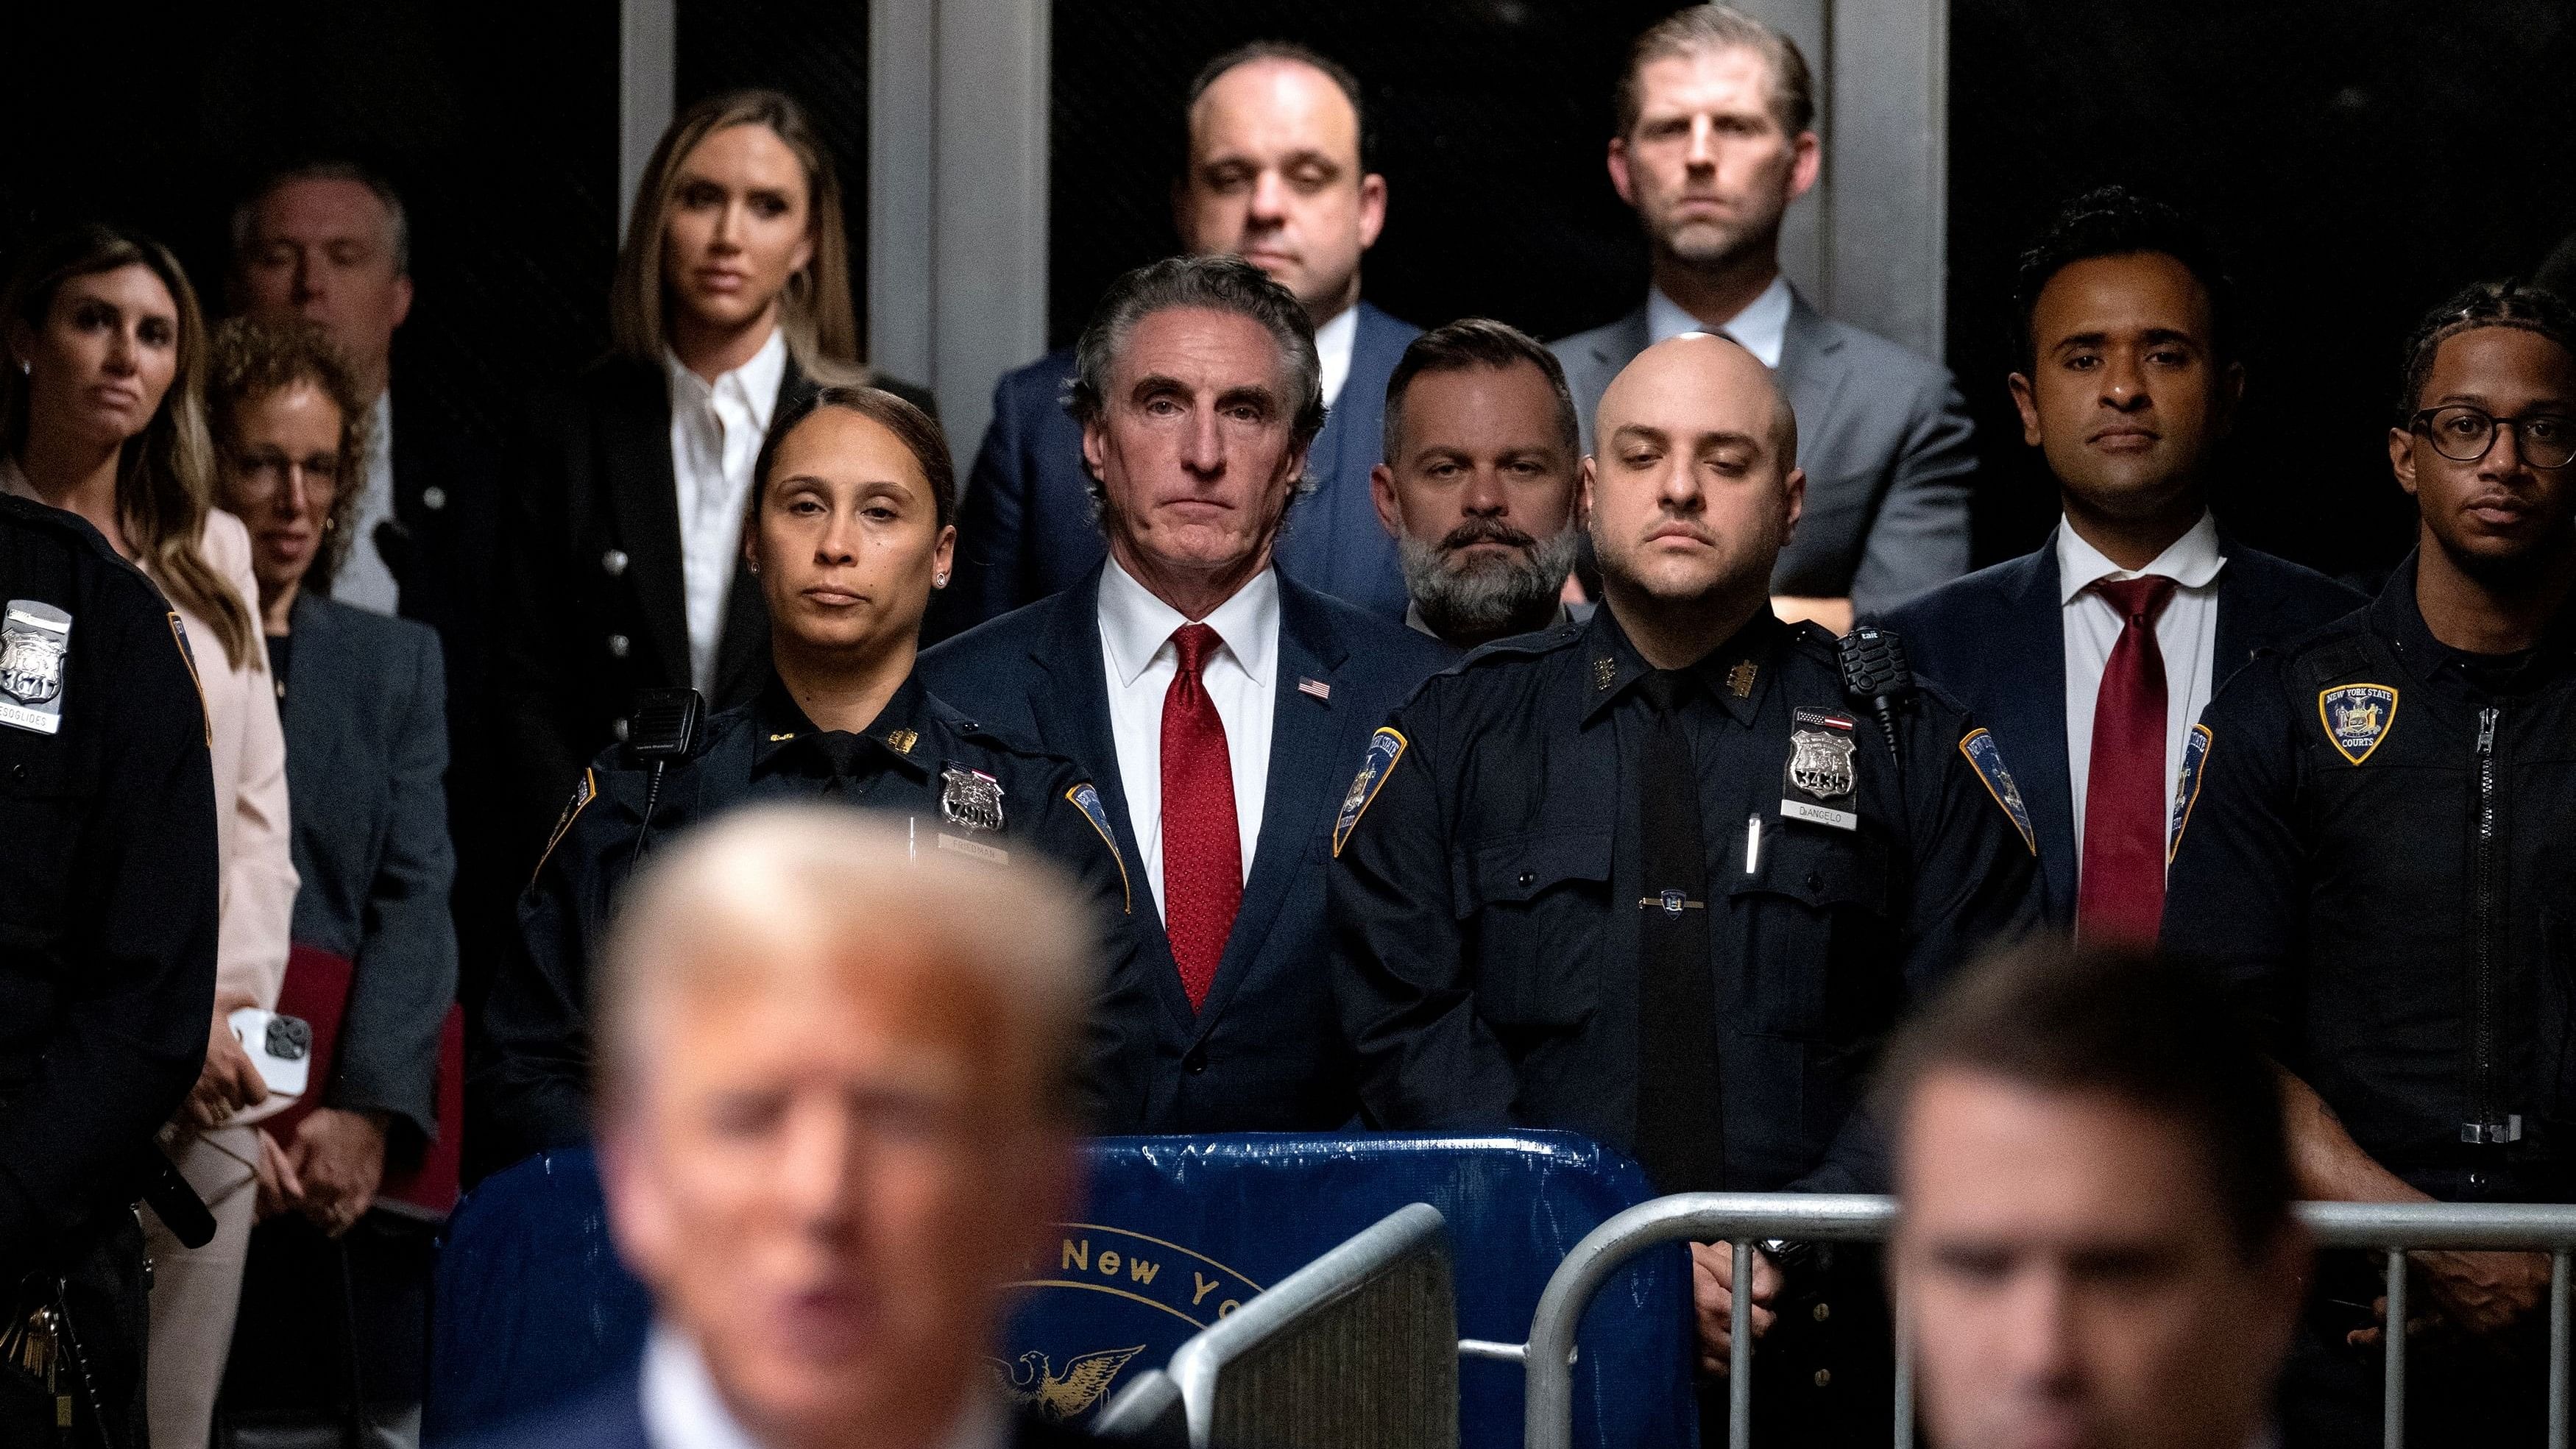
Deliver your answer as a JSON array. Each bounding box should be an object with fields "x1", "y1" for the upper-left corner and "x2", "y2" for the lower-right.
[
  {"x1": 454, "y1": 809, "x2": 1112, "y2": 1449},
  {"x1": 931, "y1": 40, "x2": 1420, "y2": 639},
  {"x1": 921, "y1": 255, "x2": 1449, "y2": 1133},
  {"x1": 1881, "y1": 188, "x2": 2360, "y2": 934}
]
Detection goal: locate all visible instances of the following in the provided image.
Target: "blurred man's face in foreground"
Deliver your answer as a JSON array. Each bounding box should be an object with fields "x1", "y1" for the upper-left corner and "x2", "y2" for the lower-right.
[
  {"x1": 1892, "y1": 1071, "x2": 2303, "y2": 1449},
  {"x1": 601, "y1": 925, "x2": 1075, "y2": 1449}
]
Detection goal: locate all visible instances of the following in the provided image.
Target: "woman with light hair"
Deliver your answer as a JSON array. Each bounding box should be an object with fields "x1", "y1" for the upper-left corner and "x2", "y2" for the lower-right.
[
  {"x1": 497, "y1": 88, "x2": 936, "y2": 871},
  {"x1": 0, "y1": 222, "x2": 297, "y2": 1449}
]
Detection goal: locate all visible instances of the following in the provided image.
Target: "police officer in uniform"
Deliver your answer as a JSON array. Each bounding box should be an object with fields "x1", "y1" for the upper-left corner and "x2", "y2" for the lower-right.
[
  {"x1": 1331, "y1": 335, "x2": 2040, "y2": 1445},
  {"x1": 0, "y1": 492, "x2": 220, "y2": 1445},
  {"x1": 2164, "y1": 281, "x2": 2576, "y2": 1446},
  {"x1": 471, "y1": 388, "x2": 1152, "y2": 1176}
]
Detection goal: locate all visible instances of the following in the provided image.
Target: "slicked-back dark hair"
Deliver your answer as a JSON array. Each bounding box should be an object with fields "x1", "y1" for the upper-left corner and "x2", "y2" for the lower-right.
[
  {"x1": 752, "y1": 384, "x2": 957, "y2": 531},
  {"x1": 1382, "y1": 317, "x2": 1580, "y2": 465},
  {"x1": 1186, "y1": 40, "x2": 1374, "y2": 171},
  {"x1": 1066, "y1": 255, "x2": 1324, "y2": 503},
  {"x1": 2010, "y1": 186, "x2": 2240, "y2": 372},
  {"x1": 2394, "y1": 279, "x2": 2576, "y2": 422},
  {"x1": 1877, "y1": 939, "x2": 2293, "y2": 1260}
]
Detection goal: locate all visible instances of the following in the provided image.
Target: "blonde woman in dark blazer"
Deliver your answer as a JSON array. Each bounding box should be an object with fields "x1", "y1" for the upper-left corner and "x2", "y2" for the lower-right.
[{"x1": 495, "y1": 88, "x2": 933, "y2": 885}]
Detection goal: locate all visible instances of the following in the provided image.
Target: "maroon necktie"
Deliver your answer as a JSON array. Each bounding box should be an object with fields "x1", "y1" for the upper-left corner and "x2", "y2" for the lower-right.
[
  {"x1": 1161, "y1": 623, "x2": 1241, "y2": 1010},
  {"x1": 2077, "y1": 575, "x2": 2181, "y2": 946}
]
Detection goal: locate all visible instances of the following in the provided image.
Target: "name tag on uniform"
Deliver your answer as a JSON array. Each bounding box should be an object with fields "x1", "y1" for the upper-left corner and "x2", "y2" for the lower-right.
[
  {"x1": 0, "y1": 600, "x2": 71, "y2": 735},
  {"x1": 1780, "y1": 707, "x2": 1859, "y2": 831}
]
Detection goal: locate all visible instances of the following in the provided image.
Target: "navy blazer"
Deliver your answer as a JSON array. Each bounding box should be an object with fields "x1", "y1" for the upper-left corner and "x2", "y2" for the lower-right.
[
  {"x1": 275, "y1": 593, "x2": 457, "y2": 1142},
  {"x1": 929, "y1": 301, "x2": 1421, "y2": 641},
  {"x1": 919, "y1": 564, "x2": 1451, "y2": 1131},
  {"x1": 1879, "y1": 526, "x2": 2363, "y2": 921},
  {"x1": 444, "y1": 1370, "x2": 1118, "y2": 1449}
]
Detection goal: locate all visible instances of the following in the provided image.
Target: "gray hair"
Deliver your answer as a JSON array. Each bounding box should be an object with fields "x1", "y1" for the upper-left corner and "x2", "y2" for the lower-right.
[
  {"x1": 231, "y1": 160, "x2": 411, "y2": 275},
  {"x1": 1064, "y1": 255, "x2": 1326, "y2": 503},
  {"x1": 593, "y1": 805, "x2": 1098, "y2": 1126}
]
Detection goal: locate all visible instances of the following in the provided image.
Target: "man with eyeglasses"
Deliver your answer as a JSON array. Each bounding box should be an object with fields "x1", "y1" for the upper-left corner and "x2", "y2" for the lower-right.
[{"x1": 2165, "y1": 279, "x2": 2576, "y2": 1446}]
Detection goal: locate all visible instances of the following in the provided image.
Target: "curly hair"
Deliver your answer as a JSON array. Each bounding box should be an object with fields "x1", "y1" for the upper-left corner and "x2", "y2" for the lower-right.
[
  {"x1": 2393, "y1": 278, "x2": 2576, "y2": 422},
  {"x1": 206, "y1": 316, "x2": 374, "y2": 589}
]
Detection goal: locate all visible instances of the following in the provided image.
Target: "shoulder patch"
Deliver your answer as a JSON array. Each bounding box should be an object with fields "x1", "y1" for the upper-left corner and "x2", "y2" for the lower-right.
[
  {"x1": 2317, "y1": 683, "x2": 2397, "y2": 765},
  {"x1": 1064, "y1": 782, "x2": 1132, "y2": 915},
  {"x1": 533, "y1": 768, "x2": 597, "y2": 884},
  {"x1": 1957, "y1": 728, "x2": 2037, "y2": 856},
  {"x1": 1331, "y1": 727, "x2": 1409, "y2": 859},
  {"x1": 2168, "y1": 723, "x2": 2213, "y2": 862}
]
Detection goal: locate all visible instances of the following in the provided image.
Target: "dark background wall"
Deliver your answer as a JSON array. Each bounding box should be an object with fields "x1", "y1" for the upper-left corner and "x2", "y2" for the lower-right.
[{"x1": 0, "y1": 2, "x2": 620, "y2": 455}]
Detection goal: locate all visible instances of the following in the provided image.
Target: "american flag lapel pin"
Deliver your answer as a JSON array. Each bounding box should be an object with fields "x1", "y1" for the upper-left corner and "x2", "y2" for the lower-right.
[{"x1": 1298, "y1": 676, "x2": 1332, "y2": 701}]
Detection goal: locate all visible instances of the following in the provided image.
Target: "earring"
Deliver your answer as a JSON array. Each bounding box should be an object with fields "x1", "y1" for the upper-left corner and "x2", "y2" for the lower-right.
[
  {"x1": 747, "y1": 560, "x2": 760, "y2": 575},
  {"x1": 934, "y1": 572, "x2": 949, "y2": 587}
]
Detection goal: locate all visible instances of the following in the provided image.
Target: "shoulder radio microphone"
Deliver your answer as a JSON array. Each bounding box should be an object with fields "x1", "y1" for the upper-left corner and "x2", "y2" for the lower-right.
[
  {"x1": 1836, "y1": 623, "x2": 1916, "y2": 769},
  {"x1": 626, "y1": 687, "x2": 707, "y2": 872}
]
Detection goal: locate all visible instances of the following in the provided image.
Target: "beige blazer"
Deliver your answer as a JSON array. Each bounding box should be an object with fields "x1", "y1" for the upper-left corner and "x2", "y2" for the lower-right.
[{"x1": 176, "y1": 510, "x2": 298, "y2": 1009}]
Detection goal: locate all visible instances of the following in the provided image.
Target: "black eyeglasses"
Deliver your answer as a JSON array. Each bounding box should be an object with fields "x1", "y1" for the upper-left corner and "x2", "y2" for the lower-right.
[
  {"x1": 2408, "y1": 405, "x2": 2576, "y2": 470},
  {"x1": 228, "y1": 450, "x2": 344, "y2": 496}
]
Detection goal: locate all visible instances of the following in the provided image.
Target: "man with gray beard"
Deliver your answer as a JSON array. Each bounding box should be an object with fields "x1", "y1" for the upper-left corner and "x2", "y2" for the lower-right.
[{"x1": 1371, "y1": 319, "x2": 1586, "y2": 653}]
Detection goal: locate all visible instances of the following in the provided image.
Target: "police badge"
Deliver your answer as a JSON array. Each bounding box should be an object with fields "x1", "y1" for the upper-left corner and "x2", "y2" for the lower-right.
[
  {"x1": 2317, "y1": 683, "x2": 2398, "y2": 765},
  {"x1": 1781, "y1": 708, "x2": 1860, "y2": 830},
  {"x1": 0, "y1": 599, "x2": 71, "y2": 735},
  {"x1": 940, "y1": 765, "x2": 1006, "y2": 832}
]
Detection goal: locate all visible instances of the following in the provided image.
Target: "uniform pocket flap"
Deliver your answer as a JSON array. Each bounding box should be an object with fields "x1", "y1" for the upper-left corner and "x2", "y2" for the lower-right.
[
  {"x1": 1726, "y1": 822, "x2": 1890, "y2": 914},
  {"x1": 1455, "y1": 829, "x2": 1614, "y2": 913}
]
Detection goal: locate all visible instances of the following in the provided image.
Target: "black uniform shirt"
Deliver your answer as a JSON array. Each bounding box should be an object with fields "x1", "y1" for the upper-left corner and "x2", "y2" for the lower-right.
[
  {"x1": 469, "y1": 670, "x2": 1154, "y2": 1175},
  {"x1": 2165, "y1": 552, "x2": 2576, "y2": 1198},
  {"x1": 1331, "y1": 606, "x2": 2041, "y2": 1192},
  {"x1": 0, "y1": 494, "x2": 218, "y2": 1266}
]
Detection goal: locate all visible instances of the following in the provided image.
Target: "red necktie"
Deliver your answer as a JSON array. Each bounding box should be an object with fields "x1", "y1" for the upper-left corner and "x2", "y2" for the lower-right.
[
  {"x1": 1161, "y1": 623, "x2": 1241, "y2": 1010},
  {"x1": 2077, "y1": 575, "x2": 2181, "y2": 946}
]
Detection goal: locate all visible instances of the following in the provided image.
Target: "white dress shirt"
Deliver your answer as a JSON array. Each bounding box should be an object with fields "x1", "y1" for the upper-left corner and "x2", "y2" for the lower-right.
[
  {"x1": 329, "y1": 390, "x2": 402, "y2": 615},
  {"x1": 2058, "y1": 511, "x2": 2227, "y2": 860},
  {"x1": 667, "y1": 327, "x2": 789, "y2": 692},
  {"x1": 1646, "y1": 272, "x2": 1793, "y2": 369},
  {"x1": 1314, "y1": 302, "x2": 1359, "y2": 408},
  {"x1": 1097, "y1": 556, "x2": 1278, "y2": 919},
  {"x1": 640, "y1": 1325, "x2": 1004, "y2": 1449}
]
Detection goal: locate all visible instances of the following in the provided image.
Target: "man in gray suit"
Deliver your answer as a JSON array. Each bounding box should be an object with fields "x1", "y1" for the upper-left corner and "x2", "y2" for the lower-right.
[{"x1": 1554, "y1": 4, "x2": 1977, "y2": 631}]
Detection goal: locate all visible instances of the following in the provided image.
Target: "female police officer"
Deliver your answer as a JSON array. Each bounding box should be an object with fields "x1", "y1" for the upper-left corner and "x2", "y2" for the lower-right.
[{"x1": 470, "y1": 386, "x2": 1150, "y2": 1174}]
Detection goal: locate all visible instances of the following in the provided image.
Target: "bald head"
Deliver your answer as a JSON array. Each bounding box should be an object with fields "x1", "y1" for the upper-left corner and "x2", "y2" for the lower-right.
[
  {"x1": 592, "y1": 806, "x2": 1096, "y2": 1449},
  {"x1": 1584, "y1": 332, "x2": 1805, "y2": 617},
  {"x1": 1596, "y1": 331, "x2": 1797, "y2": 467}
]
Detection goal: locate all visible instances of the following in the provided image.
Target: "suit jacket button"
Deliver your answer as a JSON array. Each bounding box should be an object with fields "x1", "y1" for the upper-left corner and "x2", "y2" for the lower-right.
[
  {"x1": 1183, "y1": 1047, "x2": 1209, "y2": 1074},
  {"x1": 607, "y1": 634, "x2": 631, "y2": 659},
  {"x1": 420, "y1": 485, "x2": 447, "y2": 511},
  {"x1": 602, "y1": 548, "x2": 629, "y2": 576}
]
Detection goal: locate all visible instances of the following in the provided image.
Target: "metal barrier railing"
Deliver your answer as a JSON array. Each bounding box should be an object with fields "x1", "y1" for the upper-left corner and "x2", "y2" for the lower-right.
[
  {"x1": 1099, "y1": 1202, "x2": 1459, "y2": 1449},
  {"x1": 1520, "y1": 1194, "x2": 2576, "y2": 1449}
]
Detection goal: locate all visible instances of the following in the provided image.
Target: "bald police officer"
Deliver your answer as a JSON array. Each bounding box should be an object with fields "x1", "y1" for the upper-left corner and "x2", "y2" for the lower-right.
[
  {"x1": 1331, "y1": 335, "x2": 2039, "y2": 1445},
  {"x1": 0, "y1": 492, "x2": 220, "y2": 1445}
]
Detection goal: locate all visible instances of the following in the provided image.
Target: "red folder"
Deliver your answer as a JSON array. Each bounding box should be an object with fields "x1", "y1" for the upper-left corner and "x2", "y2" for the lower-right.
[{"x1": 272, "y1": 942, "x2": 465, "y2": 1219}]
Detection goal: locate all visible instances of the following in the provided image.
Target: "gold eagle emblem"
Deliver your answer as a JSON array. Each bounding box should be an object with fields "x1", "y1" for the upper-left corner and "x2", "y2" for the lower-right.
[{"x1": 986, "y1": 1344, "x2": 1147, "y2": 1421}]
